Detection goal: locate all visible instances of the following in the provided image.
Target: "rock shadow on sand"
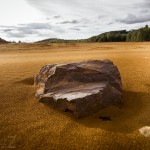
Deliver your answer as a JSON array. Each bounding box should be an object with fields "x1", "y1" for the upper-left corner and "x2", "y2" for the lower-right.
[
  {"x1": 14, "y1": 77, "x2": 34, "y2": 85},
  {"x1": 42, "y1": 90, "x2": 150, "y2": 133}
]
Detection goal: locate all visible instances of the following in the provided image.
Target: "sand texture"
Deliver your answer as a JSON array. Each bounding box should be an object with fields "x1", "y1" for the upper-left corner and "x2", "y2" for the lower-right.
[{"x1": 0, "y1": 42, "x2": 150, "y2": 149}]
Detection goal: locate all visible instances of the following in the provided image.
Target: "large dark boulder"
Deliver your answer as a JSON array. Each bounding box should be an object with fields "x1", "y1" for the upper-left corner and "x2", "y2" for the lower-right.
[{"x1": 35, "y1": 60, "x2": 122, "y2": 118}]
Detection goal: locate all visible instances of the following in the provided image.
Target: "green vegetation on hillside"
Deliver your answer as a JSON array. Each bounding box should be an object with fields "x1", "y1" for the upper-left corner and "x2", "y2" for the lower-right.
[
  {"x1": 88, "y1": 25, "x2": 150, "y2": 42},
  {"x1": 126, "y1": 25, "x2": 150, "y2": 42},
  {"x1": 38, "y1": 25, "x2": 150, "y2": 43},
  {"x1": 87, "y1": 30, "x2": 128, "y2": 42}
]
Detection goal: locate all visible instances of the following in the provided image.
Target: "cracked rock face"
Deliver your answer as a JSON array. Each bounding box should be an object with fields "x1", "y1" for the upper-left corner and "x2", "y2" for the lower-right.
[{"x1": 34, "y1": 60, "x2": 122, "y2": 118}]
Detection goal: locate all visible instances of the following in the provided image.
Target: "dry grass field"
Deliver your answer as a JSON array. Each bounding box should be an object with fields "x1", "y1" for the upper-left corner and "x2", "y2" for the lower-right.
[{"x1": 0, "y1": 42, "x2": 150, "y2": 149}]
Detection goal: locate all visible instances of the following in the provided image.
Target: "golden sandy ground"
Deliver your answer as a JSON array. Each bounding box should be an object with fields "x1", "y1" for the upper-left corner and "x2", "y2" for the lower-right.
[{"x1": 0, "y1": 42, "x2": 150, "y2": 149}]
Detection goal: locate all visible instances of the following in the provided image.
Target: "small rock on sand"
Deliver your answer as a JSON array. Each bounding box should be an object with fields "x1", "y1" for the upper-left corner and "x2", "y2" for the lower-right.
[{"x1": 139, "y1": 126, "x2": 150, "y2": 137}]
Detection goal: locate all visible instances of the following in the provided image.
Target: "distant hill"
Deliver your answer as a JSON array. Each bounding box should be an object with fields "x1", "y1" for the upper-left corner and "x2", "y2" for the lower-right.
[
  {"x1": 0, "y1": 37, "x2": 8, "y2": 44},
  {"x1": 37, "y1": 25, "x2": 150, "y2": 43},
  {"x1": 37, "y1": 38, "x2": 85, "y2": 43}
]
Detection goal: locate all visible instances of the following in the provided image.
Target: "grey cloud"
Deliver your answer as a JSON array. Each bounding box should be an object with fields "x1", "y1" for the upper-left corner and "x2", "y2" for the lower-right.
[
  {"x1": 0, "y1": 25, "x2": 17, "y2": 28},
  {"x1": 135, "y1": 0, "x2": 150, "y2": 8},
  {"x1": 69, "y1": 27, "x2": 81, "y2": 31},
  {"x1": 82, "y1": 18, "x2": 91, "y2": 24},
  {"x1": 0, "y1": 26, "x2": 16, "y2": 33},
  {"x1": 58, "y1": 18, "x2": 91, "y2": 26},
  {"x1": 0, "y1": 22, "x2": 67, "y2": 39},
  {"x1": 116, "y1": 14, "x2": 150, "y2": 24},
  {"x1": 6, "y1": 30, "x2": 39, "y2": 38},
  {"x1": 115, "y1": 0, "x2": 150, "y2": 24},
  {"x1": 78, "y1": 25, "x2": 88, "y2": 28},
  {"x1": 59, "y1": 20, "x2": 80, "y2": 24},
  {"x1": 53, "y1": 15, "x2": 62, "y2": 19},
  {"x1": 7, "y1": 32, "x2": 26, "y2": 38},
  {"x1": 0, "y1": 26, "x2": 17, "y2": 32},
  {"x1": 0, "y1": 23, "x2": 51, "y2": 39},
  {"x1": 107, "y1": 22, "x2": 114, "y2": 25},
  {"x1": 2, "y1": 29, "x2": 14, "y2": 32},
  {"x1": 19, "y1": 23, "x2": 51, "y2": 29},
  {"x1": 53, "y1": 27, "x2": 66, "y2": 33},
  {"x1": 0, "y1": 23, "x2": 51, "y2": 32},
  {"x1": 98, "y1": 15, "x2": 106, "y2": 19},
  {"x1": 4, "y1": 29, "x2": 12, "y2": 32},
  {"x1": 140, "y1": 9, "x2": 150, "y2": 13}
]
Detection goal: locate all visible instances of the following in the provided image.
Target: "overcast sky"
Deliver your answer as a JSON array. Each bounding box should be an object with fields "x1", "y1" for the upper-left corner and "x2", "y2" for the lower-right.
[{"x1": 0, "y1": 0, "x2": 150, "y2": 42}]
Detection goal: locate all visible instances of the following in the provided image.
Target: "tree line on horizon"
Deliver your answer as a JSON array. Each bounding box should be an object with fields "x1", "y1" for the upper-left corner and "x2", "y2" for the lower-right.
[{"x1": 87, "y1": 25, "x2": 150, "y2": 42}]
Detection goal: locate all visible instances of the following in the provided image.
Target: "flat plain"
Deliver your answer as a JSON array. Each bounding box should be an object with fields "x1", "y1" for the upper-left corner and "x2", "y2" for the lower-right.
[{"x1": 0, "y1": 42, "x2": 150, "y2": 149}]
